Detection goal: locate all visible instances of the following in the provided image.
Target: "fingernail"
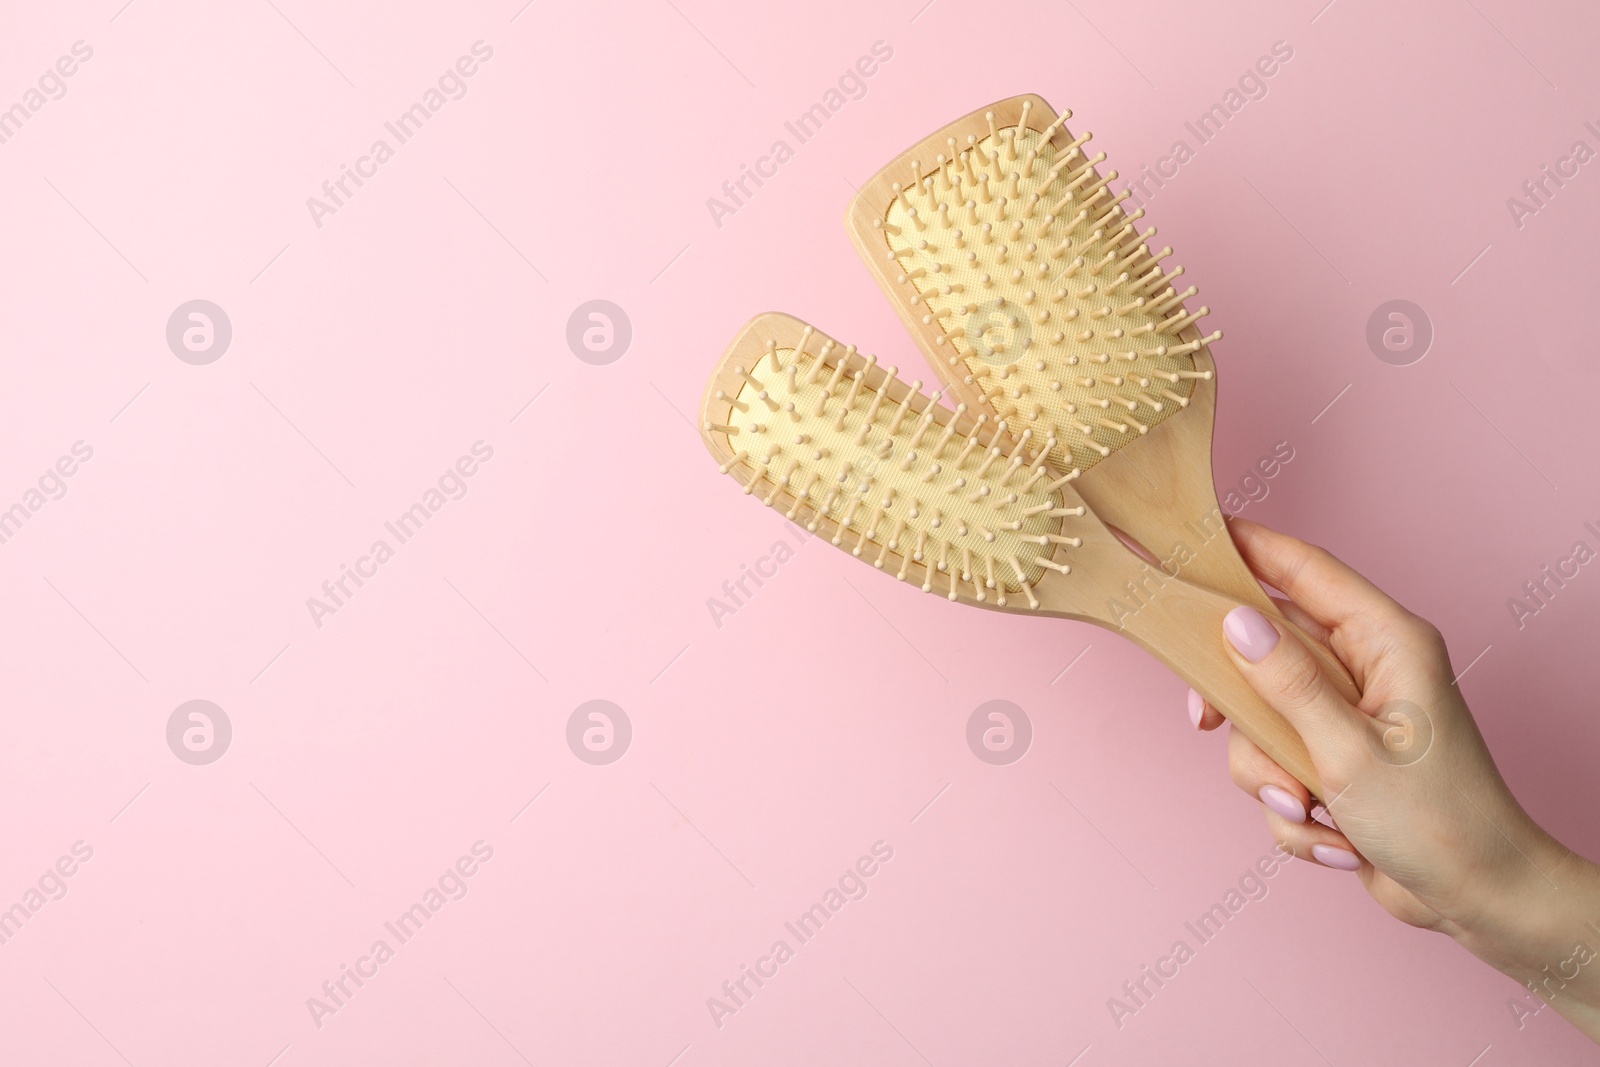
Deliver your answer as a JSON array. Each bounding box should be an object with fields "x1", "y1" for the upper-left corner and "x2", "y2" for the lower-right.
[
  {"x1": 1258, "y1": 785, "x2": 1306, "y2": 824},
  {"x1": 1187, "y1": 688, "x2": 1204, "y2": 729},
  {"x1": 1311, "y1": 844, "x2": 1362, "y2": 871},
  {"x1": 1223, "y1": 606, "x2": 1280, "y2": 663}
]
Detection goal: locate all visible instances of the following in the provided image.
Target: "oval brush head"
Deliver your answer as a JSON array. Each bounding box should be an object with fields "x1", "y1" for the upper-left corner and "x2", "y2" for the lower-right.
[
  {"x1": 700, "y1": 312, "x2": 1091, "y2": 609},
  {"x1": 860, "y1": 99, "x2": 1220, "y2": 475},
  {"x1": 699, "y1": 312, "x2": 1329, "y2": 799}
]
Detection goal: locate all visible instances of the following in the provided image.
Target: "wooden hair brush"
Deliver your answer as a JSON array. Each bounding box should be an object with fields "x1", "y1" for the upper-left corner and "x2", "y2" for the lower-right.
[
  {"x1": 701, "y1": 312, "x2": 1326, "y2": 799},
  {"x1": 843, "y1": 94, "x2": 1359, "y2": 704}
]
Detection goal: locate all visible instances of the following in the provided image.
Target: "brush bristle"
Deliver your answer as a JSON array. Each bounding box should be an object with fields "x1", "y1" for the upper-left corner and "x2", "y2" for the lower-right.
[
  {"x1": 874, "y1": 109, "x2": 1220, "y2": 473},
  {"x1": 709, "y1": 323, "x2": 1087, "y2": 606}
]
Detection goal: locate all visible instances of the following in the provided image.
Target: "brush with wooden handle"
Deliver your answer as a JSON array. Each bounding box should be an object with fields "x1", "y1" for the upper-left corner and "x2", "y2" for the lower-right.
[
  {"x1": 701, "y1": 312, "x2": 1326, "y2": 800},
  {"x1": 843, "y1": 93, "x2": 1359, "y2": 707}
]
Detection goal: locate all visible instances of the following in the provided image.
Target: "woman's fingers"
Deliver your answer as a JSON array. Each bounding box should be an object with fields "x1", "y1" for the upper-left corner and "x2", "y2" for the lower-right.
[
  {"x1": 1209, "y1": 722, "x2": 1364, "y2": 871},
  {"x1": 1189, "y1": 592, "x2": 1338, "y2": 730},
  {"x1": 1228, "y1": 517, "x2": 1409, "y2": 686},
  {"x1": 1226, "y1": 724, "x2": 1311, "y2": 823},
  {"x1": 1187, "y1": 688, "x2": 1226, "y2": 731},
  {"x1": 1262, "y1": 806, "x2": 1364, "y2": 871},
  {"x1": 1221, "y1": 603, "x2": 1367, "y2": 778},
  {"x1": 1228, "y1": 517, "x2": 1398, "y2": 627},
  {"x1": 1271, "y1": 594, "x2": 1333, "y2": 649}
]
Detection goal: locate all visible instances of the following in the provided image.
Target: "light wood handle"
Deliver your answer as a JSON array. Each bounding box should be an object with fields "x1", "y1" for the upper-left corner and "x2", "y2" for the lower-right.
[{"x1": 1112, "y1": 574, "x2": 1328, "y2": 801}]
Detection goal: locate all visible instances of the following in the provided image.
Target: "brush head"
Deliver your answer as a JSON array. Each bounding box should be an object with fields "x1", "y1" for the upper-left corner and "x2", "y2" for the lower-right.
[
  {"x1": 700, "y1": 313, "x2": 1104, "y2": 610},
  {"x1": 699, "y1": 315, "x2": 1330, "y2": 796},
  {"x1": 848, "y1": 95, "x2": 1221, "y2": 476}
]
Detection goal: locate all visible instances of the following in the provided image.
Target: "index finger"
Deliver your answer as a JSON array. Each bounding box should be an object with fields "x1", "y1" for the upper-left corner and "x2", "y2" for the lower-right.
[{"x1": 1227, "y1": 518, "x2": 1412, "y2": 672}]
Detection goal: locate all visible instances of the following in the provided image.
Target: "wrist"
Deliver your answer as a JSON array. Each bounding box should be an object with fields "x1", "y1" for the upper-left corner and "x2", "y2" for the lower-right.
[{"x1": 1452, "y1": 827, "x2": 1600, "y2": 985}]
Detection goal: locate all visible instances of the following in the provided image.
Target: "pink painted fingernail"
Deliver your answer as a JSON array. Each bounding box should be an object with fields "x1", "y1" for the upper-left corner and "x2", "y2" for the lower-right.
[
  {"x1": 1258, "y1": 785, "x2": 1306, "y2": 824},
  {"x1": 1223, "y1": 606, "x2": 1280, "y2": 663},
  {"x1": 1187, "y1": 688, "x2": 1204, "y2": 729},
  {"x1": 1311, "y1": 844, "x2": 1362, "y2": 871}
]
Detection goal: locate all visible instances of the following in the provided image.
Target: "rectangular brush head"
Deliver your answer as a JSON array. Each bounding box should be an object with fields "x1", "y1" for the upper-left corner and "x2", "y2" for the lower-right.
[{"x1": 844, "y1": 94, "x2": 1222, "y2": 479}]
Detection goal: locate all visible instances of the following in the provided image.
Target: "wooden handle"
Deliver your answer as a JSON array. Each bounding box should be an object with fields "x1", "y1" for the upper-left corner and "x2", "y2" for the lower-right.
[{"x1": 1111, "y1": 573, "x2": 1328, "y2": 801}]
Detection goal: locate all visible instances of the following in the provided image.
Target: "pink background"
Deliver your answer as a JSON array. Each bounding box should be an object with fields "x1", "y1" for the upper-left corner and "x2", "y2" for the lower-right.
[{"x1": 2, "y1": 0, "x2": 1598, "y2": 1062}]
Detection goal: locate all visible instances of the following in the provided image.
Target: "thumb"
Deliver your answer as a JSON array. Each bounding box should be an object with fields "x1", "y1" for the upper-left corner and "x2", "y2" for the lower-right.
[{"x1": 1222, "y1": 605, "x2": 1366, "y2": 772}]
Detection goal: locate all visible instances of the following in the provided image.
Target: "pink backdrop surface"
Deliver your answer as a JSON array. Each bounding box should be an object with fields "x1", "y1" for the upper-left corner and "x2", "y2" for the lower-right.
[{"x1": 2, "y1": 0, "x2": 1598, "y2": 1063}]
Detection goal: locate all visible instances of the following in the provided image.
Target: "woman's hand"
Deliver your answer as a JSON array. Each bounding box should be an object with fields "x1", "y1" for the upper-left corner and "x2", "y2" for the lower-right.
[{"x1": 1192, "y1": 517, "x2": 1600, "y2": 1039}]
